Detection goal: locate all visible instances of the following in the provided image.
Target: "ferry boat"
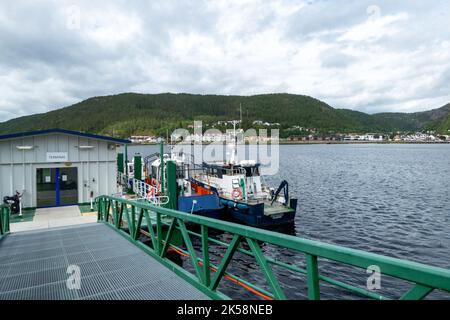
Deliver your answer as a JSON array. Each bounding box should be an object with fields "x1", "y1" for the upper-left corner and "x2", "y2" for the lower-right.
[
  {"x1": 145, "y1": 152, "x2": 225, "y2": 219},
  {"x1": 190, "y1": 121, "x2": 297, "y2": 227}
]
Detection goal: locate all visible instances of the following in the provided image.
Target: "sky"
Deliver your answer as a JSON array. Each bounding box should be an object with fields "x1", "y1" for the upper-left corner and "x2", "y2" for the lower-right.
[{"x1": 1, "y1": 0, "x2": 450, "y2": 121}]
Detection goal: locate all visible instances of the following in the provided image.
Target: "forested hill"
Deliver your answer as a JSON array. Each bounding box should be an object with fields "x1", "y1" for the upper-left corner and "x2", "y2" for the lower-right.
[{"x1": 0, "y1": 93, "x2": 449, "y2": 138}]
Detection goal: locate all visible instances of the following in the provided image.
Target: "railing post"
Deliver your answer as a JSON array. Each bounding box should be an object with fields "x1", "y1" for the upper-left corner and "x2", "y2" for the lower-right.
[
  {"x1": 143, "y1": 209, "x2": 158, "y2": 251},
  {"x1": 156, "y1": 212, "x2": 162, "y2": 255},
  {"x1": 117, "y1": 202, "x2": 124, "y2": 229},
  {"x1": 201, "y1": 225, "x2": 211, "y2": 287},
  {"x1": 102, "y1": 198, "x2": 107, "y2": 222},
  {"x1": 0, "y1": 207, "x2": 4, "y2": 236},
  {"x1": 306, "y1": 254, "x2": 320, "y2": 300},
  {"x1": 130, "y1": 205, "x2": 136, "y2": 237},
  {"x1": 134, "y1": 208, "x2": 144, "y2": 240},
  {"x1": 6, "y1": 208, "x2": 9, "y2": 233},
  {"x1": 111, "y1": 200, "x2": 116, "y2": 225},
  {"x1": 246, "y1": 237, "x2": 286, "y2": 300},
  {"x1": 0, "y1": 206, "x2": 11, "y2": 236},
  {"x1": 210, "y1": 234, "x2": 242, "y2": 291},
  {"x1": 160, "y1": 218, "x2": 177, "y2": 258},
  {"x1": 106, "y1": 199, "x2": 111, "y2": 222},
  {"x1": 5, "y1": 207, "x2": 8, "y2": 234},
  {"x1": 178, "y1": 219, "x2": 204, "y2": 282},
  {"x1": 102, "y1": 198, "x2": 105, "y2": 221}
]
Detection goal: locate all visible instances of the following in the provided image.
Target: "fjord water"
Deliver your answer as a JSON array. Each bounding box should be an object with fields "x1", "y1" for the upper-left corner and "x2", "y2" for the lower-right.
[{"x1": 126, "y1": 144, "x2": 450, "y2": 299}]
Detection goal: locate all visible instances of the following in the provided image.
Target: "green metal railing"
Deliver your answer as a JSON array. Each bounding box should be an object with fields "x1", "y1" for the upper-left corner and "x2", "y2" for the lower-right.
[
  {"x1": 96, "y1": 195, "x2": 450, "y2": 300},
  {"x1": 0, "y1": 205, "x2": 11, "y2": 237}
]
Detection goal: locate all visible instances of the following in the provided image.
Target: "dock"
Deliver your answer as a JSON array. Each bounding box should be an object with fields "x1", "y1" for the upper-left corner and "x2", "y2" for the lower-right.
[
  {"x1": 1, "y1": 197, "x2": 450, "y2": 300},
  {"x1": 9, "y1": 206, "x2": 97, "y2": 233}
]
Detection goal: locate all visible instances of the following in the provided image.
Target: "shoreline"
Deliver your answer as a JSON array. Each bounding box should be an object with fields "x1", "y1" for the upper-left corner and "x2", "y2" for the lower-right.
[
  {"x1": 278, "y1": 140, "x2": 450, "y2": 145},
  {"x1": 129, "y1": 140, "x2": 450, "y2": 146}
]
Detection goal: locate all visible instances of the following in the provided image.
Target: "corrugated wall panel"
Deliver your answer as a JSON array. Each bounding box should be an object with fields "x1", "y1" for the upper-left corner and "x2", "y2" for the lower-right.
[{"x1": 0, "y1": 141, "x2": 11, "y2": 163}]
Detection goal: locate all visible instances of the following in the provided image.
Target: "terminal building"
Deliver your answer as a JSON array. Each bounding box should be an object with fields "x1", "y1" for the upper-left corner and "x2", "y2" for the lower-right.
[{"x1": 0, "y1": 129, "x2": 129, "y2": 209}]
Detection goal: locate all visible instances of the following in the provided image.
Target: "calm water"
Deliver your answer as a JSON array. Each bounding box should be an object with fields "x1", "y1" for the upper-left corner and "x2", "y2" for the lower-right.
[{"x1": 125, "y1": 144, "x2": 450, "y2": 299}]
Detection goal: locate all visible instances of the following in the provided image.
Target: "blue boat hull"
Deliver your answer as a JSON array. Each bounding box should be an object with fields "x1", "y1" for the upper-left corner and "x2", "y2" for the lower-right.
[
  {"x1": 220, "y1": 198, "x2": 297, "y2": 228},
  {"x1": 177, "y1": 194, "x2": 225, "y2": 220}
]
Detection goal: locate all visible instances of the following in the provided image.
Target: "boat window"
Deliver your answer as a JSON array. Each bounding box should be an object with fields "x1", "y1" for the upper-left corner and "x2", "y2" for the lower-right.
[{"x1": 176, "y1": 167, "x2": 184, "y2": 179}]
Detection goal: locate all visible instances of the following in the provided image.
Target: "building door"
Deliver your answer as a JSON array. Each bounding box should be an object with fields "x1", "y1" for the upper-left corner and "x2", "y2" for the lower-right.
[
  {"x1": 36, "y1": 168, "x2": 57, "y2": 207},
  {"x1": 59, "y1": 167, "x2": 78, "y2": 206},
  {"x1": 36, "y1": 167, "x2": 78, "y2": 207}
]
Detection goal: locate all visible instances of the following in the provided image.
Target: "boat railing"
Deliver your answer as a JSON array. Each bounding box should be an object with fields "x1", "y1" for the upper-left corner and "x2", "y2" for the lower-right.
[
  {"x1": 132, "y1": 178, "x2": 169, "y2": 206},
  {"x1": 0, "y1": 204, "x2": 11, "y2": 237},
  {"x1": 117, "y1": 172, "x2": 169, "y2": 206},
  {"x1": 96, "y1": 195, "x2": 450, "y2": 300}
]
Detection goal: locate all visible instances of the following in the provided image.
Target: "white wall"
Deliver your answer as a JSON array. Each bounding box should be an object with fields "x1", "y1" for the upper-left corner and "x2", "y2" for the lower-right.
[{"x1": 0, "y1": 133, "x2": 121, "y2": 208}]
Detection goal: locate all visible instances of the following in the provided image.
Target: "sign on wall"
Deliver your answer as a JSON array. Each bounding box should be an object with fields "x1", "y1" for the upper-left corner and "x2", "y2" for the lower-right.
[{"x1": 46, "y1": 152, "x2": 68, "y2": 162}]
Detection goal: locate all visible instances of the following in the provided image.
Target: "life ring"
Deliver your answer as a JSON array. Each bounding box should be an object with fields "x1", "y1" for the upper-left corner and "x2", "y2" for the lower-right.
[{"x1": 232, "y1": 188, "x2": 242, "y2": 199}]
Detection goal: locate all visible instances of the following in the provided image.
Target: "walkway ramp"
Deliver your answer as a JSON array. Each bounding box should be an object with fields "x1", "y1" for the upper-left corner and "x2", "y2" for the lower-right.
[{"x1": 0, "y1": 223, "x2": 208, "y2": 300}]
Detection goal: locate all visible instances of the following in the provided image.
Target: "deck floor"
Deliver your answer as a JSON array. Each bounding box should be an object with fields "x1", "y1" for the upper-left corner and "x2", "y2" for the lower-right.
[
  {"x1": 9, "y1": 206, "x2": 97, "y2": 233},
  {"x1": 0, "y1": 223, "x2": 209, "y2": 300}
]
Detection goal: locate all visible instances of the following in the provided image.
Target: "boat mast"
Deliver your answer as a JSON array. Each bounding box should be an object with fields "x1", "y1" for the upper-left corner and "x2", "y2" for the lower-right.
[
  {"x1": 230, "y1": 120, "x2": 240, "y2": 165},
  {"x1": 240, "y1": 103, "x2": 242, "y2": 124},
  {"x1": 228, "y1": 104, "x2": 242, "y2": 165}
]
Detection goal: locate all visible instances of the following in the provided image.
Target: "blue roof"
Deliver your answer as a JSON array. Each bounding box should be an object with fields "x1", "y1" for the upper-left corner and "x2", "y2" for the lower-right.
[{"x1": 0, "y1": 128, "x2": 130, "y2": 144}]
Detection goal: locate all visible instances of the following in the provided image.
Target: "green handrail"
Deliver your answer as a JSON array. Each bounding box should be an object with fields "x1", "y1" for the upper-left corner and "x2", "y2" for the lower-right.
[
  {"x1": 0, "y1": 205, "x2": 11, "y2": 237},
  {"x1": 96, "y1": 195, "x2": 450, "y2": 300}
]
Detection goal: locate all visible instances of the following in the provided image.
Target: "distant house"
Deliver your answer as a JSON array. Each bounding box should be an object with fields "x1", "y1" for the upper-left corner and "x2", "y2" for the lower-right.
[
  {"x1": 130, "y1": 135, "x2": 157, "y2": 143},
  {"x1": 365, "y1": 134, "x2": 384, "y2": 141},
  {"x1": 288, "y1": 136, "x2": 303, "y2": 141}
]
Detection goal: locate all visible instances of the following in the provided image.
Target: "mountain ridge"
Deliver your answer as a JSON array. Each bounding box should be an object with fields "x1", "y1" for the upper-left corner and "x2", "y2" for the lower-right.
[{"x1": 0, "y1": 93, "x2": 449, "y2": 138}]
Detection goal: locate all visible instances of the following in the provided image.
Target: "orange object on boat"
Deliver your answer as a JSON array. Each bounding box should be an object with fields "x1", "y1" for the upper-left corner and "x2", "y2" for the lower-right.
[
  {"x1": 197, "y1": 185, "x2": 212, "y2": 195},
  {"x1": 191, "y1": 182, "x2": 212, "y2": 195}
]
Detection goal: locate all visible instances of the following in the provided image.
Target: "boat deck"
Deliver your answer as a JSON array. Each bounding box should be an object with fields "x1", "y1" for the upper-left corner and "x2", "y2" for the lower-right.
[
  {"x1": 0, "y1": 223, "x2": 208, "y2": 300},
  {"x1": 263, "y1": 203, "x2": 295, "y2": 216}
]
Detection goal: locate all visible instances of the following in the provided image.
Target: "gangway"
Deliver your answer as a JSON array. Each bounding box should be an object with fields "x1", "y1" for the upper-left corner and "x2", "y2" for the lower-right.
[
  {"x1": 1, "y1": 198, "x2": 450, "y2": 300},
  {"x1": 0, "y1": 207, "x2": 207, "y2": 300}
]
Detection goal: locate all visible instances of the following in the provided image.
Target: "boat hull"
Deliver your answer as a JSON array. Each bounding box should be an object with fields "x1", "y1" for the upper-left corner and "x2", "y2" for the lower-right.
[
  {"x1": 177, "y1": 194, "x2": 225, "y2": 220},
  {"x1": 220, "y1": 198, "x2": 297, "y2": 227}
]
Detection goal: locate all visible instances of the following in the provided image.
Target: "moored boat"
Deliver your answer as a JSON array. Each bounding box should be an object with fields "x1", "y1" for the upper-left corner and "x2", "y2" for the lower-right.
[
  {"x1": 145, "y1": 151, "x2": 225, "y2": 219},
  {"x1": 190, "y1": 121, "x2": 298, "y2": 227}
]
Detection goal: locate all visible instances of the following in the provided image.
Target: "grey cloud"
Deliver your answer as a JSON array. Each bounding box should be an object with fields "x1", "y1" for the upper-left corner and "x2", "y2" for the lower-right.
[
  {"x1": 0, "y1": 0, "x2": 450, "y2": 121},
  {"x1": 320, "y1": 50, "x2": 357, "y2": 68},
  {"x1": 286, "y1": 0, "x2": 370, "y2": 39}
]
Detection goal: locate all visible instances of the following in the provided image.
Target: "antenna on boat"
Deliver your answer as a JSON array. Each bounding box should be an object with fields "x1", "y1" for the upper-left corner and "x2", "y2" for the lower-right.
[
  {"x1": 229, "y1": 119, "x2": 240, "y2": 165},
  {"x1": 239, "y1": 103, "x2": 242, "y2": 126}
]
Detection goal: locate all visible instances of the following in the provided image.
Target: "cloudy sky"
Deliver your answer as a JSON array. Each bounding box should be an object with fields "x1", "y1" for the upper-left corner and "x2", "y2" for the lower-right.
[{"x1": 1, "y1": 0, "x2": 449, "y2": 121}]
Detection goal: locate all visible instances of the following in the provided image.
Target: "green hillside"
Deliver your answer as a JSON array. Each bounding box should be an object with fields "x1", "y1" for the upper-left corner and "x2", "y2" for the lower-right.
[
  {"x1": 0, "y1": 93, "x2": 449, "y2": 138},
  {"x1": 373, "y1": 103, "x2": 450, "y2": 132}
]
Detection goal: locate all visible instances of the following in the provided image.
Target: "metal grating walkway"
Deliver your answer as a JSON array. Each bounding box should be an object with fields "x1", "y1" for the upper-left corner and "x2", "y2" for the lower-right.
[{"x1": 0, "y1": 223, "x2": 209, "y2": 300}]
